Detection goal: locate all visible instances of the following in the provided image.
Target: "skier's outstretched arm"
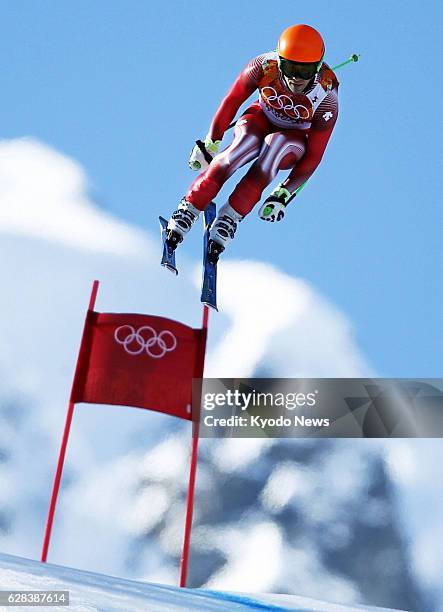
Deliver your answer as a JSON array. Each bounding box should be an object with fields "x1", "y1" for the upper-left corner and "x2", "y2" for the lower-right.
[{"x1": 189, "y1": 57, "x2": 261, "y2": 170}]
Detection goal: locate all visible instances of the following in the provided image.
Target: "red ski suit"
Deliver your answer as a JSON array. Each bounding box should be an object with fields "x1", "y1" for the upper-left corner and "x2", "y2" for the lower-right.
[{"x1": 186, "y1": 51, "x2": 339, "y2": 216}]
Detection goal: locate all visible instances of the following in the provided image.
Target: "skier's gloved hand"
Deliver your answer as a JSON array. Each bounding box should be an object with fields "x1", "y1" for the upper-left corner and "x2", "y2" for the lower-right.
[
  {"x1": 258, "y1": 185, "x2": 292, "y2": 222},
  {"x1": 189, "y1": 136, "x2": 221, "y2": 171}
]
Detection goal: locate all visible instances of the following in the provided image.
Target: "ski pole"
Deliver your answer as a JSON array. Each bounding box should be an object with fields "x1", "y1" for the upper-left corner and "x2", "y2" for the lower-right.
[
  {"x1": 226, "y1": 53, "x2": 360, "y2": 130},
  {"x1": 331, "y1": 53, "x2": 360, "y2": 71}
]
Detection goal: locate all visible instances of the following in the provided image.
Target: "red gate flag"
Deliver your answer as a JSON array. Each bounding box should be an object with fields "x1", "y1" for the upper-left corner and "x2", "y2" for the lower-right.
[
  {"x1": 71, "y1": 311, "x2": 206, "y2": 419},
  {"x1": 42, "y1": 281, "x2": 209, "y2": 579}
]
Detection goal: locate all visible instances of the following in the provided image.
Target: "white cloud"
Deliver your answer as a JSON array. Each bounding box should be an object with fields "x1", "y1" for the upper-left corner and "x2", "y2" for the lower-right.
[
  {"x1": 207, "y1": 522, "x2": 284, "y2": 592},
  {"x1": 211, "y1": 438, "x2": 273, "y2": 474},
  {"x1": 204, "y1": 260, "x2": 373, "y2": 377},
  {"x1": 0, "y1": 138, "x2": 149, "y2": 255},
  {"x1": 382, "y1": 440, "x2": 443, "y2": 596}
]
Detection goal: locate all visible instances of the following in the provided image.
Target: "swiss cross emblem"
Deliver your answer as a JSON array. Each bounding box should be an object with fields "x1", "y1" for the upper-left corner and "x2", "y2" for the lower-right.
[{"x1": 323, "y1": 111, "x2": 333, "y2": 121}]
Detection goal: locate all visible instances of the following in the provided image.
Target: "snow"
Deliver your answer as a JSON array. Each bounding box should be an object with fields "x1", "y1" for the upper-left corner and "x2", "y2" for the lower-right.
[{"x1": 0, "y1": 553, "x2": 403, "y2": 612}]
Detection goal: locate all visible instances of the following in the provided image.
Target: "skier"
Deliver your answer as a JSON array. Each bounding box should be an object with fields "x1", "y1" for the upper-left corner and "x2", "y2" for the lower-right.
[{"x1": 166, "y1": 24, "x2": 339, "y2": 263}]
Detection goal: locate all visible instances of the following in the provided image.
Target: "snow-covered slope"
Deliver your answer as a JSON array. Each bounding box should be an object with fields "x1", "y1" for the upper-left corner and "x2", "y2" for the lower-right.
[{"x1": 0, "y1": 553, "x2": 403, "y2": 612}]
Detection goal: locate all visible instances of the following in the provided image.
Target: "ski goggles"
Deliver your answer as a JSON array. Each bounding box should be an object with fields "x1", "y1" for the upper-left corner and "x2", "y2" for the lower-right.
[{"x1": 278, "y1": 57, "x2": 322, "y2": 80}]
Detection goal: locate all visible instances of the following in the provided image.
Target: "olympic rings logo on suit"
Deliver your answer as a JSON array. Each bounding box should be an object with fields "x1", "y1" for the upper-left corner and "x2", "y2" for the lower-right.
[
  {"x1": 260, "y1": 87, "x2": 311, "y2": 119},
  {"x1": 114, "y1": 325, "x2": 177, "y2": 359}
]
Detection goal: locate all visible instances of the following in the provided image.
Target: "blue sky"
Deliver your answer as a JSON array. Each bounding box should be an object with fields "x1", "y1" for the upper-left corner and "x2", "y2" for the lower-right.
[{"x1": 1, "y1": 0, "x2": 441, "y2": 376}]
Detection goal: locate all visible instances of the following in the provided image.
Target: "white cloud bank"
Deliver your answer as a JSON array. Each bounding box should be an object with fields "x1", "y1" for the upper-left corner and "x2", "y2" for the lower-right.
[
  {"x1": 0, "y1": 138, "x2": 149, "y2": 255},
  {"x1": 206, "y1": 261, "x2": 372, "y2": 377}
]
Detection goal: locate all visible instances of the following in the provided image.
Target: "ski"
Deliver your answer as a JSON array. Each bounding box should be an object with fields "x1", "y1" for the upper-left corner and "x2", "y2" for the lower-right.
[
  {"x1": 159, "y1": 216, "x2": 178, "y2": 275},
  {"x1": 200, "y1": 202, "x2": 218, "y2": 311}
]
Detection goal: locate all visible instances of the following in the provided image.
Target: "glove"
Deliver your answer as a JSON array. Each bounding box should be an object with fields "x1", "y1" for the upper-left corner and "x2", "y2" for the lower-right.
[
  {"x1": 189, "y1": 135, "x2": 221, "y2": 171},
  {"x1": 258, "y1": 185, "x2": 292, "y2": 222}
]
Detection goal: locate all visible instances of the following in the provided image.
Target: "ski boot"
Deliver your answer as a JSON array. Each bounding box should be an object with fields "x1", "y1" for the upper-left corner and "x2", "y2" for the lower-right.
[
  {"x1": 207, "y1": 203, "x2": 243, "y2": 264},
  {"x1": 166, "y1": 198, "x2": 202, "y2": 252}
]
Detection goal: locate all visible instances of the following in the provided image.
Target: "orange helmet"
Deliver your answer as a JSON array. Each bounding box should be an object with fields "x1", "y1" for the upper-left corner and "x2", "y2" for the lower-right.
[{"x1": 277, "y1": 24, "x2": 325, "y2": 63}]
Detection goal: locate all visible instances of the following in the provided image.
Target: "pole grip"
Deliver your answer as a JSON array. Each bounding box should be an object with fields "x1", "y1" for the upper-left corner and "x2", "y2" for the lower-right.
[{"x1": 195, "y1": 139, "x2": 214, "y2": 165}]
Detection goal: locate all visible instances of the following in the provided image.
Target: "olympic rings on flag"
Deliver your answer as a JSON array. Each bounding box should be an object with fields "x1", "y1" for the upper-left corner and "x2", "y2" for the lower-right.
[
  {"x1": 114, "y1": 325, "x2": 177, "y2": 359},
  {"x1": 260, "y1": 87, "x2": 311, "y2": 119}
]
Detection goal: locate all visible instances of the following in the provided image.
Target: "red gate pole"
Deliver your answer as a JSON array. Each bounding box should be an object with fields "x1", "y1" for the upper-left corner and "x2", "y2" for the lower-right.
[
  {"x1": 41, "y1": 280, "x2": 99, "y2": 562},
  {"x1": 179, "y1": 305, "x2": 208, "y2": 587}
]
